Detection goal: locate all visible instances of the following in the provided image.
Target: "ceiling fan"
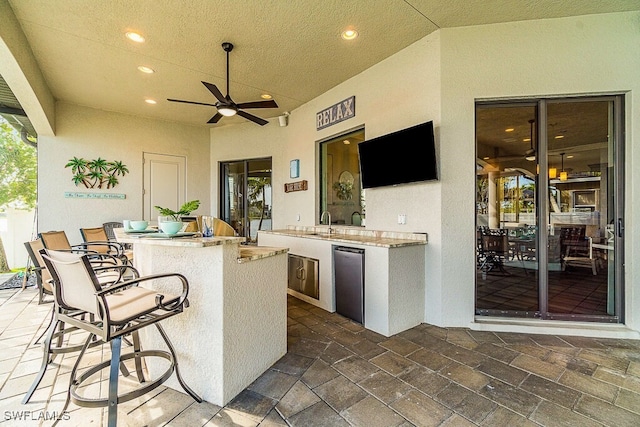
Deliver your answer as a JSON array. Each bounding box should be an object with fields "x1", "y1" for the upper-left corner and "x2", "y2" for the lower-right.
[{"x1": 167, "y1": 42, "x2": 278, "y2": 126}]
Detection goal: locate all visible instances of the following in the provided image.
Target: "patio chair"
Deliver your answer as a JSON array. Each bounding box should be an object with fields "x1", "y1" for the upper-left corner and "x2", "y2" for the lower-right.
[
  {"x1": 40, "y1": 249, "x2": 201, "y2": 427},
  {"x1": 477, "y1": 228, "x2": 510, "y2": 277},
  {"x1": 24, "y1": 238, "x2": 54, "y2": 305},
  {"x1": 560, "y1": 226, "x2": 598, "y2": 275},
  {"x1": 21, "y1": 239, "x2": 137, "y2": 404},
  {"x1": 563, "y1": 236, "x2": 598, "y2": 275},
  {"x1": 39, "y1": 230, "x2": 96, "y2": 254},
  {"x1": 102, "y1": 221, "x2": 123, "y2": 240},
  {"x1": 80, "y1": 226, "x2": 133, "y2": 264}
]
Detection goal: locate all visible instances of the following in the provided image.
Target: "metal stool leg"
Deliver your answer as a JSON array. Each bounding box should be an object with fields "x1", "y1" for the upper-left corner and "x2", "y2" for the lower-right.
[
  {"x1": 132, "y1": 331, "x2": 146, "y2": 383},
  {"x1": 107, "y1": 336, "x2": 123, "y2": 427},
  {"x1": 34, "y1": 307, "x2": 55, "y2": 345},
  {"x1": 22, "y1": 317, "x2": 59, "y2": 404},
  {"x1": 52, "y1": 333, "x2": 94, "y2": 426}
]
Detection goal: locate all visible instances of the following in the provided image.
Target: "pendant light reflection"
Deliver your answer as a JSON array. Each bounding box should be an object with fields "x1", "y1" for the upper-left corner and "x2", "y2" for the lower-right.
[
  {"x1": 525, "y1": 119, "x2": 536, "y2": 161},
  {"x1": 559, "y1": 152, "x2": 568, "y2": 181}
]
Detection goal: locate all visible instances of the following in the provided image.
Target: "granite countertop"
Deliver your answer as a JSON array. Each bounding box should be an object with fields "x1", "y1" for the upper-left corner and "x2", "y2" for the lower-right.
[
  {"x1": 261, "y1": 226, "x2": 427, "y2": 248},
  {"x1": 238, "y1": 246, "x2": 289, "y2": 263},
  {"x1": 114, "y1": 229, "x2": 287, "y2": 262}
]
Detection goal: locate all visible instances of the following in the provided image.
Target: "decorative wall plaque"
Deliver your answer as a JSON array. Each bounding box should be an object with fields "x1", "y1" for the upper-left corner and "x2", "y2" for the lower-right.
[
  {"x1": 64, "y1": 192, "x2": 126, "y2": 199},
  {"x1": 284, "y1": 180, "x2": 308, "y2": 193},
  {"x1": 65, "y1": 157, "x2": 129, "y2": 189},
  {"x1": 316, "y1": 96, "x2": 355, "y2": 130}
]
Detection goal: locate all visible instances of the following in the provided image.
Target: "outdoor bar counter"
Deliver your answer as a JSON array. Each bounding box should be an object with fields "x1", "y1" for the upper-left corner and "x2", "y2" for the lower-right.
[{"x1": 116, "y1": 229, "x2": 288, "y2": 406}]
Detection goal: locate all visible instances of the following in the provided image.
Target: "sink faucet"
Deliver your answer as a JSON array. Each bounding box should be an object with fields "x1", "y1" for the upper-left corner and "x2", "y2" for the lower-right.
[{"x1": 320, "y1": 211, "x2": 332, "y2": 234}]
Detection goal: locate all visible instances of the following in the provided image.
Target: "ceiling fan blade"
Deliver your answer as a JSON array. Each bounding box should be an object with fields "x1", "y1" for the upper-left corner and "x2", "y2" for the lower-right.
[
  {"x1": 201, "y1": 82, "x2": 226, "y2": 103},
  {"x1": 236, "y1": 99, "x2": 279, "y2": 109},
  {"x1": 167, "y1": 98, "x2": 217, "y2": 107},
  {"x1": 207, "y1": 112, "x2": 224, "y2": 124},
  {"x1": 237, "y1": 110, "x2": 268, "y2": 126}
]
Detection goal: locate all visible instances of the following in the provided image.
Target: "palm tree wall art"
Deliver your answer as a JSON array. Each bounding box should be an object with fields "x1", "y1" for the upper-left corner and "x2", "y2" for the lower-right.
[{"x1": 64, "y1": 157, "x2": 129, "y2": 189}]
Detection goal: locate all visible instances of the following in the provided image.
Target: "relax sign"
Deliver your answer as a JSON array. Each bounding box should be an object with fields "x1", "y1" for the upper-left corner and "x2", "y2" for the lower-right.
[{"x1": 316, "y1": 96, "x2": 355, "y2": 130}]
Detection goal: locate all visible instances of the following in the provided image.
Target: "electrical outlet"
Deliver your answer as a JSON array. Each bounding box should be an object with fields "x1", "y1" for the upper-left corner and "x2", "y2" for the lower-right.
[{"x1": 398, "y1": 214, "x2": 406, "y2": 225}]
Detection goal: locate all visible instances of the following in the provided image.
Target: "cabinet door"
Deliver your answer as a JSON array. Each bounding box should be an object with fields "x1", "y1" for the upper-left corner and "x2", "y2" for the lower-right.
[
  {"x1": 287, "y1": 255, "x2": 301, "y2": 292},
  {"x1": 300, "y1": 257, "x2": 319, "y2": 299}
]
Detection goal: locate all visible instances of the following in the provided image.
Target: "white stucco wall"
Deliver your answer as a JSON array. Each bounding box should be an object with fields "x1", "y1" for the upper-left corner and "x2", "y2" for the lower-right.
[
  {"x1": 38, "y1": 102, "x2": 210, "y2": 245},
  {"x1": 210, "y1": 12, "x2": 640, "y2": 337}
]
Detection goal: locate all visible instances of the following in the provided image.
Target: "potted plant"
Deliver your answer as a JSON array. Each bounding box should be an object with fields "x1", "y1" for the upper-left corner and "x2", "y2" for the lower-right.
[{"x1": 155, "y1": 200, "x2": 200, "y2": 234}]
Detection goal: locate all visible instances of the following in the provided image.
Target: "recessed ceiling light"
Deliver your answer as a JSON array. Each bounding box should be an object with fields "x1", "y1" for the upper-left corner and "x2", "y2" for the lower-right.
[
  {"x1": 483, "y1": 156, "x2": 490, "y2": 160},
  {"x1": 341, "y1": 28, "x2": 358, "y2": 40},
  {"x1": 505, "y1": 128, "x2": 514, "y2": 132},
  {"x1": 554, "y1": 135, "x2": 564, "y2": 139},
  {"x1": 567, "y1": 155, "x2": 574, "y2": 159},
  {"x1": 126, "y1": 31, "x2": 145, "y2": 43},
  {"x1": 523, "y1": 138, "x2": 531, "y2": 142},
  {"x1": 137, "y1": 65, "x2": 155, "y2": 74},
  {"x1": 144, "y1": 98, "x2": 157, "y2": 105},
  {"x1": 260, "y1": 93, "x2": 272, "y2": 100},
  {"x1": 343, "y1": 140, "x2": 350, "y2": 144}
]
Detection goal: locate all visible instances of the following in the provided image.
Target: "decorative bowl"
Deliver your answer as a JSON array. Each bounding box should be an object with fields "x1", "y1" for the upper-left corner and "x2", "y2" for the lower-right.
[
  {"x1": 130, "y1": 220, "x2": 149, "y2": 231},
  {"x1": 159, "y1": 221, "x2": 183, "y2": 235}
]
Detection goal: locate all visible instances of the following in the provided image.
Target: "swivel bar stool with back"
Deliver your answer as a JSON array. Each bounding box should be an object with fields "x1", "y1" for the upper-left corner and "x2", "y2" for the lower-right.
[
  {"x1": 41, "y1": 249, "x2": 202, "y2": 426},
  {"x1": 22, "y1": 238, "x2": 135, "y2": 405}
]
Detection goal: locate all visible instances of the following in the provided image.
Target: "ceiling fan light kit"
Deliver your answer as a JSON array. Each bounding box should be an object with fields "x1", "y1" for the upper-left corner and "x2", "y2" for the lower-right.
[
  {"x1": 218, "y1": 105, "x2": 238, "y2": 117},
  {"x1": 167, "y1": 42, "x2": 278, "y2": 125}
]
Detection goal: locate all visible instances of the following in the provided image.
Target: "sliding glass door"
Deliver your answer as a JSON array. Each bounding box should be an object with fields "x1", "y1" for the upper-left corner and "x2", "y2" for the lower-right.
[
  {"x1": 475, "y1": 95, "x2": 624, "y2": 322},
  {"x1": 220, "y1": 157, "x2": 272, "y2": 242}
]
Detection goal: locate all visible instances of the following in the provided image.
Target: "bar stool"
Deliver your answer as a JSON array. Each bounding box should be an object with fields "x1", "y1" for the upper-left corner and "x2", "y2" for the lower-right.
[
  {"x1": 41, "y1": 249, "x2": 201, "y2": 426},
  {"x1": 22, "y1": 239, "x2": 136, "y2": 404}
]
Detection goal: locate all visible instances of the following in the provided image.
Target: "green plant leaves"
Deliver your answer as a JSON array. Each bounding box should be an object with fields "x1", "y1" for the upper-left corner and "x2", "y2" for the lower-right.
[{"x1": 155, "y1": 200, "x2": 201, "y2": 221}]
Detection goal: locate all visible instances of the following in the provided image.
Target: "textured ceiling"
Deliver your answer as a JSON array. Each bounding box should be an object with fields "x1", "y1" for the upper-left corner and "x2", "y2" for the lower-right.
[{"x1": 3, "y1": 0, "x2": 640, "y2": 130}]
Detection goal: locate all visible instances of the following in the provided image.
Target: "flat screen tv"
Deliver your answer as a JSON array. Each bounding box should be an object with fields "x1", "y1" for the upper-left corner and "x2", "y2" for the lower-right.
[{"x1": 358, "y1": 121, "x2": 437, "y2": 189}]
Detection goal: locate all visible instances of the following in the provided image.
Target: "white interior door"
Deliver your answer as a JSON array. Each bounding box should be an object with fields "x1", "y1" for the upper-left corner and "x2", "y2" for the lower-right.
[{"x1": 143, "y1": 153, "x2": 186, "y2": 221}]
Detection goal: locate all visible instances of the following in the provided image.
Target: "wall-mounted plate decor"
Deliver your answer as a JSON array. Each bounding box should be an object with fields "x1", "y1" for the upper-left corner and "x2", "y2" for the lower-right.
[{"x1": 339, "y1": 170, "x2": 354, "y2": 185}]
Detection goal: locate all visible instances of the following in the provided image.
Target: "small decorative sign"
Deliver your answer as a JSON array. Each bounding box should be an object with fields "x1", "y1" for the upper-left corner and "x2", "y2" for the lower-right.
[
  {"x1": 65, "y1": 192, "x2": 126, "y2": 199},
  {"x1": 284, "y1": 180, "x2": 308, "y2": 193},
  {"x1": 316, "y1": 96, "x2": 355, "y2": 130}
]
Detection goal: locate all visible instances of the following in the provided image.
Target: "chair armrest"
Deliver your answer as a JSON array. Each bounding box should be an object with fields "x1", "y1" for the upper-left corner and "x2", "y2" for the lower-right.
[
  {"x1": 96, "y1": 273, "x2": 189, "y2": 310},
  {"x1": 77, "y1": 241, "x2": 125, "y2": 255},
  {"x1": 92, "y1": 264, "x2": 140, "y2": 284}
]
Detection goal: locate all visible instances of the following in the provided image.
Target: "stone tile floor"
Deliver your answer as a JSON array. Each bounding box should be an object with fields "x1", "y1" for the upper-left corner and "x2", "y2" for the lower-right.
[{"x1": 1, "y1": 287, "x2": 640, "y2": 426}]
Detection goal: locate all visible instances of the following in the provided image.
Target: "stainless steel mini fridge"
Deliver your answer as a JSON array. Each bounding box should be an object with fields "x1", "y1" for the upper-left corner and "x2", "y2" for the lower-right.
[{"x1": 333, "y1": 246, "x2": 365, "y2": 324}]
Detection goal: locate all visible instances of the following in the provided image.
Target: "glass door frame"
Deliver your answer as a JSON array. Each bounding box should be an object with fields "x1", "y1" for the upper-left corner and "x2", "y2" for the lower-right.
[
  {"x1": 475, "y1": 94, "x2": 625, "y2": 323},
  {"x1": 219, "y1": 157, "x2": 273, "y2": 242}
]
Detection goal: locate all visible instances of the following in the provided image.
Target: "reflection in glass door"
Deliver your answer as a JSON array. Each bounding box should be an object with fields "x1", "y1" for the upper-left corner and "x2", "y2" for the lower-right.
[
  {"x1": 220, "y1": 158, "x2": 272, "y2": 243},
  {"x1": 475, "y1": 96, "x2": 624, "y2": 322}
]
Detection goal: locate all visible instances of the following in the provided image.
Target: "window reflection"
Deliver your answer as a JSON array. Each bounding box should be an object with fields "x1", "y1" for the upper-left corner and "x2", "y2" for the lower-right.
[{"x1": 319, "y1": 129, "x2": 365, "y2": 226}]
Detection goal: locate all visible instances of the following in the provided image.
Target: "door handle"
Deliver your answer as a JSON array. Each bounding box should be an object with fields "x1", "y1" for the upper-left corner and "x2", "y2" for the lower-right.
[{"x1": 617, "y1": 218, "x2": 624, "y2": 238}]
